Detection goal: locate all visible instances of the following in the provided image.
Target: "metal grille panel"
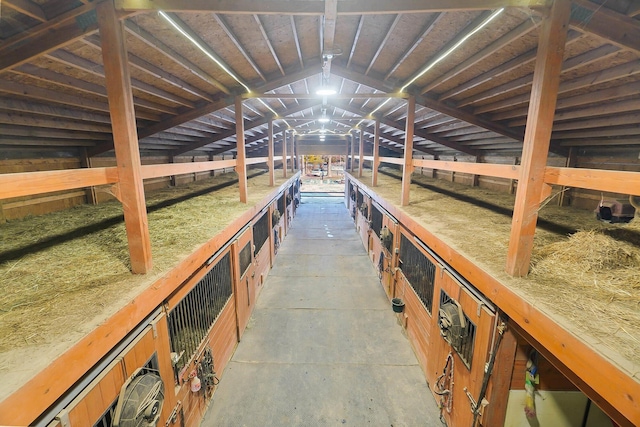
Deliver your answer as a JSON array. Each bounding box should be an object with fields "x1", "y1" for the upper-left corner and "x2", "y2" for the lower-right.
[
  {"x1": 400, "y1": 234, "x2": 436, "y2": 314},
  {"x1": 167, "y1": 252, "x2": 232, "y2": 371},
  {"x1": 239, "y1": 242, "x2": 251, "y2": 276},
  {"x1": 253, "y1": 212, "x2": 269, "y2": 256},
  {"x1": 371, "y1": 205, "x2": 383, "y2": 237}
]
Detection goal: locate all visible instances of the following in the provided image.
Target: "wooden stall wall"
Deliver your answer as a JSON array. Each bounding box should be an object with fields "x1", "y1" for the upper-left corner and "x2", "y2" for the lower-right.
[
  {"x1": 232, "y1": 228, "x2": 254, "y2": 340},
  {"x1": 368, "y1": 204, "x2": 398, "y2": 300},
  {"x1": 570, "y1": 148, "x2": 640, "y2": 211},
  {"x1": 0, "y1": 157, "x2": 85, "y2": 220},
  {"x1": 355, "y1": 190, "x2": 370, "y2": 251}
]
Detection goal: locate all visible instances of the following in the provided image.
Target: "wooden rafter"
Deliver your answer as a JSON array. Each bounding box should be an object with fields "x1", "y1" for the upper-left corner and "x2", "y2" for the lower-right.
[
  {"x1": 254, "y1": 15, "x2": 285, "y2": 76},
  {"x1": 213, "y1": 14, "x2": 266, "y2": 82},
  {"x1": 115, "y1": 0, "x2": 550, "y2": 14},
  {"x1": 3, "y1": 0, "x2": 47, "y2": 22},
  {"x1": 290, "y1": 16, "x2": 304, "y2": 69},
  {"x1": 365, "y1": 15, "x2": 401, "y2": 76},
  {"x1": 421, "y1": 17, "x2": 540, "y2": 94}
]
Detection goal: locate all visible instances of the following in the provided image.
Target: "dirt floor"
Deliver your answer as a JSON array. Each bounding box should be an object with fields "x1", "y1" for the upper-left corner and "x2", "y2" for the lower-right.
[
  {"x1": 359, "y1": 168, "x2": 640, "y2": 377},
  {"x1": 0, "y1": 170, "x2": 289, "y2": 400}
]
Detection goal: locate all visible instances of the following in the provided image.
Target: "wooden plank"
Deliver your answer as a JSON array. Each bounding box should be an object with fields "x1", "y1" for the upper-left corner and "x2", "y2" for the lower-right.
[
  {"x1": 116, "y1": 0, "x2": 549, "y2": 13},
  {"x1": 372, "y1": 120, "x2": 380, "y2": 187},
  {"x1": 246, "y1": 157, "x2": 269, "y2": 165},
  {"x1": 413, "y1": 158, "x2": 520, "y2": 180},
  {"x1": 379, "y1": 156, "x2": 404, "y2": 166},
  {"x1": 0, "y1": 168, "x2": 118, "y2": 200},
  {"x1": 3, "y1": 0, "x2": 47, "y2": 21},
  {"x1": 506, "y1": 0, "x2": 570, "y2": 277},
  {"x1": 544, "y1": 166, "x2": 640, "y2": 196},
  {"x1": 400, "y1": 96, "x2": 415, "y2": 206},
  {"x1": 141, "y1": 159, "x2": 236, "y2": 180},
  {"x1": 2, "y1": 190, "x2": 86, "y2": 210},
  {"x1": 98, "y1": 0, "x2": 152, "y2": 274},
  {"x1": 282, "y1": 131, "x2": 288, "y2": 178}
]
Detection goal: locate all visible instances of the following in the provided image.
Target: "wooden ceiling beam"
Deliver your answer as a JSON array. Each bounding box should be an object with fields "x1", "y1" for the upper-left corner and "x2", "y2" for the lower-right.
[
  {"x1": 0, "y1": 124, "x2": 108, "y2": 140},
  {"x1": 254, "y1": 15, "x2": 285, "y2": 76},
  {"x1": 115, "y1": 0, "x2": 550, "y2": 14},
  {"x1": 46, "y1": 50, "x2": 195, "y2": 109},
  {"x1": 365, "y1": 15, "x2": 401, "y2": 76},
  {"x1": 0, "y1": 98, "x2": 111, "y2": 124},
  {"x1": 570, "y1": 0, "x2": 640, "y2": 55},
  {"x1": 558, "y1": 137, "x2": 640, "y2": 147},
  {"x1": 0, "y1": 112, "x2": 112, "y2": 133},
  {"x1": 384, "y1": 13, "x2": 444, "y2": 81},
  {"x1": 172, "y1": 100, "x2": 318, "y2": 156},
  {"x1": 421, "y1": 17, "x2": 540, "y2": 94},
  {"x1": 11, "y1": 65, "x2": 161, "y2": 121},
  {"x1": 491, "y1": 80, "x2": 640, "y2": 121},
  {"x1": 346, "y1": 16, "x2": 365, "y2": 69},
  {"x1": 331, "y1": 98, "x2": 480, "y2": 156},
  {"x1": 439, "y1": 31, "x2": 581, "y2": 101},
  {"x1": 291, "y1": 16, "x2": 305, "y2": 70},
  {"x1": 3, "y1": 0, "x2": 47, "y2": 22},
  {"x1": 83, "y1": 35, "x2": 217, "y2": 102},
  {"x1": 474, "y1": 44, "x2": 623, "y2": 113},
  {"x1": 0, "y1": 136, "x2": 98, "y2": 147},
  {"x1": 552, "y1": 112, "x2": 640, "y2": 131},
  {"x1": 124, "y1": 21, "x2": 230, "y2": 94},
  {"x1": 213, "y1": 14, "x2": 266, "y2": 82},
  {"x1": 332, "y1": 65, "x2": 523, "y2": 143}
]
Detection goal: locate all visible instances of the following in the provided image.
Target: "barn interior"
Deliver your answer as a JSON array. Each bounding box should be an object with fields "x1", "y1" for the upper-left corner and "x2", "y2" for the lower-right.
[{"x1": 0, "y1": 0, "x2": 639, "y2": 426}]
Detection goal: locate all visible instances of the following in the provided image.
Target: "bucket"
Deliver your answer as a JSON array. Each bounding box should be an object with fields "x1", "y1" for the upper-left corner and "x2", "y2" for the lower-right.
[{"x1": 392, "y1": 298, "x2": 405, "y2": 313}]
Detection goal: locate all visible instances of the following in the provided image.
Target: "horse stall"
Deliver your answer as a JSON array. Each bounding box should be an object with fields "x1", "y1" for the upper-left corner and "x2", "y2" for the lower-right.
[
  {"x1": 0, "y1": 170, "x2": 301, "y2": 427},
  {"x1": 344, "y1": 169, "x2": 639, "y2": 427}
]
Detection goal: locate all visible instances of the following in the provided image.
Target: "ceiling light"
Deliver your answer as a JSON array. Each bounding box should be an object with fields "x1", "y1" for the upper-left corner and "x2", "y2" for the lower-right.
[
  {"x1": 318, "y1": 116, "x2": 330, "y2": 123},
  {"x1": 316, "y1": 88, "x2": 337, "y2": 95}
]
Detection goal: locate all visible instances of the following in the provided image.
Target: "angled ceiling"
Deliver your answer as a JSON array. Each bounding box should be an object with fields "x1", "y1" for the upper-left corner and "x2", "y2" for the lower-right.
[{"x1": 1, "y1": 0, "x2": 640, "y2": 159}]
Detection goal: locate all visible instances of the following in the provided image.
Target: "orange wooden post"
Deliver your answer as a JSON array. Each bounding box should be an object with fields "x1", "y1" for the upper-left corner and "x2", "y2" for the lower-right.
[
  {"x1": 290, "y1": 132, "x2": 296, "y2": 173},
  {"x1": 506, "y1": 0, "x2": 571, "y2": 276},
  {"x1": 400, "y1": 95, "x2": 415, "y2": 206},
  {"x1": 372, "y1": 119, "x2": 380, "y2": 186},
  {"x1": 235, "y1": 96, "x2": 248, "y2": 203},
  {"x1": 97, "y1": 0, "x2": 152, "y2": 274},
  {"x1": 350, "y1": 131, "x2": 355, "y2": 173},
  {"x1": 282, "y1": 130, "x2": 288, "y2": 178},
  {"x1": 268, "y1": 118, "x2": 275, "y2": 186},
  {"x1": 358, "y1": 128, "x2": 364, "y2": 178}
]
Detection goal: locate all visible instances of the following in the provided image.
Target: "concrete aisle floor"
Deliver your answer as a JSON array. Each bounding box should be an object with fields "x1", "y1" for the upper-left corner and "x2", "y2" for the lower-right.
[{"x1": 202, "y1": 196, "x2": 442, "y2": 426}]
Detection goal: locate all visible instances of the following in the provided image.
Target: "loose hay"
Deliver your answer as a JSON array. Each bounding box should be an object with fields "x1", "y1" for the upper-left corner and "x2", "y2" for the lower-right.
[
  {"x1": 365, "y1": 168, "x2": 640, "y2": 366},
  {"x1": 0, "y1": 170, "x2": 287, "y2": 357}
]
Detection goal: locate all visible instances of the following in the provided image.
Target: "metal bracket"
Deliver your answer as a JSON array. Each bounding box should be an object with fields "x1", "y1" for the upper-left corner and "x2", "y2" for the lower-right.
[
  {"x1": 165, "y1": 400, "x2": 182, "y2": 426},
  {"x1": 55, "y1": 409, "x2": 70, "y2": 427}
]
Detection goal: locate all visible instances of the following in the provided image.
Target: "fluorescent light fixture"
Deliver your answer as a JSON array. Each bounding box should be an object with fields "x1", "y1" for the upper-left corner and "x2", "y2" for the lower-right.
[
  {"x1": 316, "y1": 87, "x2": 337, "y2": 95},
  {"x1": 159, "y1": 11, "x2": 251, "y2": 93},
  {"x1": 318, "y1": 116, "x2": 330, "y2": 123},
  {"x1": 400, "y1": 8, "x2": 504, "y2": 92},
  {"x1": 319, "y1": 136, "x2": 326, "y2": 141},
  {"x1": 319, "y1": 129, "x2": 327, "y2": 133}
]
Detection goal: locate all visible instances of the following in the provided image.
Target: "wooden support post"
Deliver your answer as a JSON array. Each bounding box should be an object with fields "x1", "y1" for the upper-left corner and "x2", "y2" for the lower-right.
[
  {"x1": 358, "y1": 128, "x2": 364, "y2": 178},
  {"x1": 268, "y1": 118, "x2": 275, "y2": 186},
  {"x1": 372, "y1": 119, "x2": 380, "y2": 186},
  {"x1": 209, "y1": 152, "x2": 215, "y2": 177},
  {"x1": 282, "y1": 130, "x2": 288, "y2": 178},
  {"x1": 97, "y1": 0, "x2": 152, "y2": 274},
  {"x1": 350, "y1": 132, "x2": 355, "y2": 173},
  {"x1": 80, "y1": 148, "x2": 98, "y2": 205},
  {"x1": 345, "y1": 138, "x2": 350, "y2": 171},
  {"x1": 235, "y1": 96, "x2": 248, "y2": 203},
  {"x1": 472, "y1": 155, "x2": 480, "y2": 187},
  {"x1": 506, "y1": 0, "x2": 571, "y2": 276},
  {"x1": 432, "y1": 154, "x2": 438, "y2": 178},
  {"x1": 558, "y1": 147, "x2": 576, "y2": 206},
  {"x1": 328, "y1": 156, "x2": 332, "y2": 177},
  {"x1": 509, "y1": 157, "x2": 519, "y2": 194},
  {"x1": 400, "y1": 96, "x2": 415, "y2": 206},
  {"x1": 291, "y1": 133, "x2": 296, "y2": 173}
]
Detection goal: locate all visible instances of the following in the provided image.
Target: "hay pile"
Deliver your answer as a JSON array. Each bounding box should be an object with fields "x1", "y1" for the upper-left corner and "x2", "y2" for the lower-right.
[
  {"x1": 361, "y1": 168, "x2": 640, "y2": 365},
  {"x1": 0, "y1": 170, "x2": 286, "y2": 355},
  {"x1": 528, "y1": 230, "x2": 640, "y2": 360}
]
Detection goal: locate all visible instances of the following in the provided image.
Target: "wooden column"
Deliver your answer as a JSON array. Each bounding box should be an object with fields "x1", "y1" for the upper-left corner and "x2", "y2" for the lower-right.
[
  {"x1": 472, "y1": 155, "x2": 481, "y2": 187},
  {"x1": 268, "y1": 119, "x2": 275, "y2": 186},
  {"x1": 372, "y1": 119, "x2": 380, "y2": 186},
  {"x1": 350, "y1": 132, "x2": 355, "y2": 173},
  {"x1": 97, "y1": 1, "x2": 152, "y2": 274},
  {"x1": 345, "y1": 138, "x2": 350, "y2": 171},
  {"x1": 282, "y1": 130, "x2": 288, "y2": 178},
  {"x1": 358, "y1": 128, "x2": 364, "y2": 178},
  {"x1": 506, "y1": 0, "x2": 571, "y2": 276},
  {"x1": 328, "y1": 156, "x2": 332, "y2": 177},
  {"x1": 291, "y1": 133, "x2": 296, "y2": 173},
  {"x1": 235, "y1": 96, "x2": 248, "y2": 203},
  {"x1": 400, "y1": 96, "x2": 415, "y2": 206}
]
